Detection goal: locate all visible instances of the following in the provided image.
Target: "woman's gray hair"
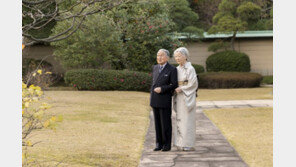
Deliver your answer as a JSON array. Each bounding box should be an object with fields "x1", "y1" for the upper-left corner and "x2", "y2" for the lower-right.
[
  {"x1": 174, "y1": 47, "x2": 189, "y2": 59},
  {"x1": 158, "y1": 49, "x2": 170, "y2": 58}
]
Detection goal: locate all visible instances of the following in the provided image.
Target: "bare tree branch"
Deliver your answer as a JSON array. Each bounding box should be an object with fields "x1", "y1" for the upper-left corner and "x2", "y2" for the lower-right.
[
  {"x1": 23, "y1": 0, "x2": 54, "y2": 5},
  {"x1": 22, "y1": 0, "x2": 132, "y2": 45}
]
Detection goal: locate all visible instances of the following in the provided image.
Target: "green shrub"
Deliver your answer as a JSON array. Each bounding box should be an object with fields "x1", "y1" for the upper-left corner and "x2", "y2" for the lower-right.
[
  {"x1": 262, "y1": 75, "x2": 273, "y2": 84},
  {"x1": 51, "y1": 14, "x2": 125, "y2": 70},
  {"x1": 199, "y1": 72, "x2": 263, "y2": 88},
  {"x1": 206, "y1": 51, "x2": 251, "y2": 72},
  {"x1": 64, "y1": 69, "x2": 152, "y2": 92},
  {"x1": 171, "y1": 63, "x2": 205, "y2": 73}
]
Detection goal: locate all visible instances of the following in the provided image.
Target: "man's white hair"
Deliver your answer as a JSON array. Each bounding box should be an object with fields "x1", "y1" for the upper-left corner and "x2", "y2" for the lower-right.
[
  {"x1": 158, "y1": 49, "x2": 170, "y2": 58},
  {"x1": 174, "y1": 47, "x2": 189, "y2": 59}
]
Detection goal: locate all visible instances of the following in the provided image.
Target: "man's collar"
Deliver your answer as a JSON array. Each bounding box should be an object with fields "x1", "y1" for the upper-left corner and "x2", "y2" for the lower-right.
[{"x1": 159, "y1": 62, "x2": 167, "y2": 68}]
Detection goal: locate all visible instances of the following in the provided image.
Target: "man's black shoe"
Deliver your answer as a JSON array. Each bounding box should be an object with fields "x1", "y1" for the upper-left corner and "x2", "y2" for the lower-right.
[
  {"x1": 161, "y1": 146, "x2": 171, "y2": 151},
  {"x1": 153, "y1": 147, "x2": 162, "y2": 151}
]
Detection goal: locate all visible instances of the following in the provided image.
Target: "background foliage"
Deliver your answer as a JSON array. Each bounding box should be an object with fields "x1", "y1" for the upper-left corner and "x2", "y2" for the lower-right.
[{"x1": 51, "y1": 14, "x2": 125, "y2": 70}]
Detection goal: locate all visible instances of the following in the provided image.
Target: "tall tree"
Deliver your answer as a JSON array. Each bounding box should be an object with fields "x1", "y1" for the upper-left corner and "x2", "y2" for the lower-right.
[
  {"x1": 188, "y1": 0, "x2": 272, "y2": 31},
  {"x1": 188, "y1": 0, "x2": 221, "y2": 30},
  {"x1": 22, "y1": 0, "x2": 132, "y2": 46},
  {"x1": 108, "y1": 0, "x2": 183, "y2": 71},
  {"x1": 208, "y1": 0, "x2": 261, "y2": 50},
  {"x1": 161, "y1": 0, "x2": 201, "y2": 32}
]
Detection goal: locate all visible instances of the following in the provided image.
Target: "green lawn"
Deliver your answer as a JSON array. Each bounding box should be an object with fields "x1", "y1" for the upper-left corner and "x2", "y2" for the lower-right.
[
  {"x1": 25, "y1": 87, "x2": 273, "y2": 166},
  {"x1": 204, "y1": 108, "x2": 273, "y2": 167},
  {"x1": 26, "y1": 91, "x2": 150, "y2": 167},
  {"x1": 197, "y1": 87, "x2": 273, "y2": 101}
]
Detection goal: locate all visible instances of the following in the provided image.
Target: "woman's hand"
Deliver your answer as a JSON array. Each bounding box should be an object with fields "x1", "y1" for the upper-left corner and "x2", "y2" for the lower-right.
[{"x1": 175, "y1": 87, "x2": 182, "y2": 93}]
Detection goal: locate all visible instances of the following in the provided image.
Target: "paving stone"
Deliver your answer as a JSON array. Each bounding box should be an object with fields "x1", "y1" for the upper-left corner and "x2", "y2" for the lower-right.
[
  {"x1": 178, "y1": 153, "x2": 237, "y2": 158},
  {"x1": 176, "y1": 156, "x2": 241, "y2": 162},
  {"x1": 197, "y1": 100, "x2": 273, "y2": 109},
  {"x1": 249, "y1": 104, "x2": 270, "y2": 107},
  {"x1": 173, "y1": 161, "x2": 210, "y2": 167},
  {"x1": 212, "y1": 100, "x2": 245, "y2": 106},
  {"x1": 210, "y1": 146, "x2": 235, "y2": 153},
  {"x1": 139, "y1": 162, "x2": 174, "y2": 167},
  {"x1": 199, "y1": 134, "x2": 225, "y2": 140},
  {"x1": 210, "y1": 161, "x2": 248, "y2": 167}
]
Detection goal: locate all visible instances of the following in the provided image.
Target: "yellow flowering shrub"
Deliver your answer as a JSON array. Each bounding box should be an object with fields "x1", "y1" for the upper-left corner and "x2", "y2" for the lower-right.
[
  {"x1": 23, "y1": 67, "x2": 57, "y2": 89},
  {"x1": 22, "y1": 80, "x2": 62, "y2": 166}
]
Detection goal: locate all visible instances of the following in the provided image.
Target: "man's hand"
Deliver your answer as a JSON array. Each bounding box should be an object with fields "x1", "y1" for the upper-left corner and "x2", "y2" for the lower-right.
[
  {"x1": 175, "y1": 87, "x2": 182, "y2": 93},
  {"x1": 154, "y1": 87, "x2": 161, "y2": 93}
]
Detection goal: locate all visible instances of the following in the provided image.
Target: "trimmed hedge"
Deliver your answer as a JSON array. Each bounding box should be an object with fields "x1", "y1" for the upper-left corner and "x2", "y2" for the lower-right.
[
  {"x1": 172, "y1": 63, "x2": 205, "y2": 73},
  {"x1": 199, "y1": 72, "x2": 263, "y2": 88},
  {"x1": 206, "y1": 51, "x2": 251, "y2": 72},
  {"x1": 64, "y1": 69, "x2": 152, "y2": 92},
  {"x1": 64, "y1": 70, "x2": 262, "y2": 91},
  {"x1": 262, "y1": 75, "x2": 273, "y2": 84}
]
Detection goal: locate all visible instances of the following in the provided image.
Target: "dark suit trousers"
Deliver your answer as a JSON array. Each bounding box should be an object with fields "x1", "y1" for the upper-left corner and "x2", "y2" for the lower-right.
[{"x1": 152, "y1": 107, "x2": 172, "y2": 148}]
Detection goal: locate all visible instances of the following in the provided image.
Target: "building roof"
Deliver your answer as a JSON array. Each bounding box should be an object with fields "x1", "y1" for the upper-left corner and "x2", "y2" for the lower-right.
[{"x1": 176, "y1": 30, "x2": 273, "y2": 39}]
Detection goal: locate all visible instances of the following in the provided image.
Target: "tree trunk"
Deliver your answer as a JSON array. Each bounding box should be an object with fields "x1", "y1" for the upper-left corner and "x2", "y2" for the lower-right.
[{"x1": 231, "y1": 31, "x2": 237, "y2": 51}]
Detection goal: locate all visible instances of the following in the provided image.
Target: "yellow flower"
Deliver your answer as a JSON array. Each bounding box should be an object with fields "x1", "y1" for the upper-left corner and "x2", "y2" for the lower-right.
[
  {"x1": 34, "y1": 86, "x2": 41, "y2": 91},
  {"x1": 33, "y1": 110, "x2": 44, "y2": 120},
  {"x1": 36, "y1": 90, "x2": 43, "y2": 96},
  {"x1": 22, "y1": 153, "x2": 26, "y2": 160},
  {"x1": 40, "y1": 103, "x2": 50, "y2": 109},
  {"x1": 50, "y1": 116, "x2": 56, "y2": 122},
  {"x1": 25, "y1": 121, "x2": 32, "y2": 128},
  {"x1": 24, "y1": 102, "x2": 30, "y2": 108},
  {"x1": 32, "y1": 97, "x2": 39, "y2": 102},
  {"x1": 43, "y1": 120, "x2": 50, "y2": 128},
  {"x1": 32, "y1": 73, "x2": 36, "y2": 77},
  {"x1": 26, "y1": 140, "x2": 32, "y2": 147},
  {"x1": 37, "y1": 69, "x2": 42, "y2": 74},
  {"x1": 45, "y1": 72, "x2": 52, "y2": 74},
  {"x1": 22, "y1": 82, "x2": 27, "y2": 89}
]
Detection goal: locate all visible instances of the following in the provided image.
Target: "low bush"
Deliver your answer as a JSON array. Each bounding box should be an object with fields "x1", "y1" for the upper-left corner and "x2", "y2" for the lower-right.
[
  {"x1": 22, "y1": 59, "x2": 61, "y2": 89},
  {"x1": 64, "y1": 69, "x2": 152, "y2": 92},
  {"x1": 262, "y1": 75, "x2": 273, "y2": 84},
  {"x1": 171, "y1": 63, "x2": 205, "y2": 73},
  {"x1": 22, "y1": 58, "x2": 53, "y2": 77},
  {"x1": 199, "y1": 72, "x2": 263, "y2": 88},
  {"x1": 206, "y1": 51, "x2": 251, "y2": 72}
]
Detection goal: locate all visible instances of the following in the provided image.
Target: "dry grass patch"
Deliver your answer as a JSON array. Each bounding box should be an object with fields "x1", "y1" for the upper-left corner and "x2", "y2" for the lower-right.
[
  {"x1": 26, "y1": 91, "x2": 150, "y2": 167},
  {"x1": 197, "y1": 87, "x2": 273, "y2": 101},
  {"x1": 203, "y1": 107, "x2": 273, "y2": 167}
]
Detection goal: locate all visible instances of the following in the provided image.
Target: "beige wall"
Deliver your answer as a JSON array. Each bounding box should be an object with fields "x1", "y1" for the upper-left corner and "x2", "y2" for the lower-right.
[
  {"x1": 22, "y1": 45, "x2": 66, "y2": 74},
  {"x1": 169, "y1": 38, "x2": 273, "y2": 76},
  {"x1": 23, "y1": 38, "x2": 273, "y2": 76}
]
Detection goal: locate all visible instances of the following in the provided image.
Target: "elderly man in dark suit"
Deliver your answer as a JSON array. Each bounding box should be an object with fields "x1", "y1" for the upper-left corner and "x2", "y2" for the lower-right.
[{"x1": 150, "y1": 49, "x2": 178, "y2": 151}]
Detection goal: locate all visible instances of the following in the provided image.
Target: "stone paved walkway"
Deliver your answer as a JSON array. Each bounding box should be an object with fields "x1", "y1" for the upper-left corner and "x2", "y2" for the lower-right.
[
  {"x1": 197, "y1": 99, "x2": 272, "y2": 109},
  {"x1": 139, "y1": 100, "x2": 272, "y2": 167}
]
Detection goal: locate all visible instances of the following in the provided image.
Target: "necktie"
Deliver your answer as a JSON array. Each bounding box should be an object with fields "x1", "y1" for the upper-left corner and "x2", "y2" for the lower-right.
[{"x1": 159, "y1": 65, "x2": 163, "y2": 73}]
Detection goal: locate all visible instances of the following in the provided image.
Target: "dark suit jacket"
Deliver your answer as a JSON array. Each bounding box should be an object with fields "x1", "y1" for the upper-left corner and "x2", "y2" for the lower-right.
[{"x1": 150, "y1": 63, "x2": 178, "y2": 108}]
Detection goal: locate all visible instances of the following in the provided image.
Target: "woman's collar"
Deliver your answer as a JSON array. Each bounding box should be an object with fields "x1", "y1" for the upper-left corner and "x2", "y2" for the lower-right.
[{"x1": 180, "y1": 61, "x2": 191, "y2": 69}]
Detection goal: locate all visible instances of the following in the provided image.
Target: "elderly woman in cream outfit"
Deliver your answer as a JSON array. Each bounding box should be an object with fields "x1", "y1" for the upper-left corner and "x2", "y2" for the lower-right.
[{"x1": 172, "y1": 47, "x2": 198, "y2": 151}]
